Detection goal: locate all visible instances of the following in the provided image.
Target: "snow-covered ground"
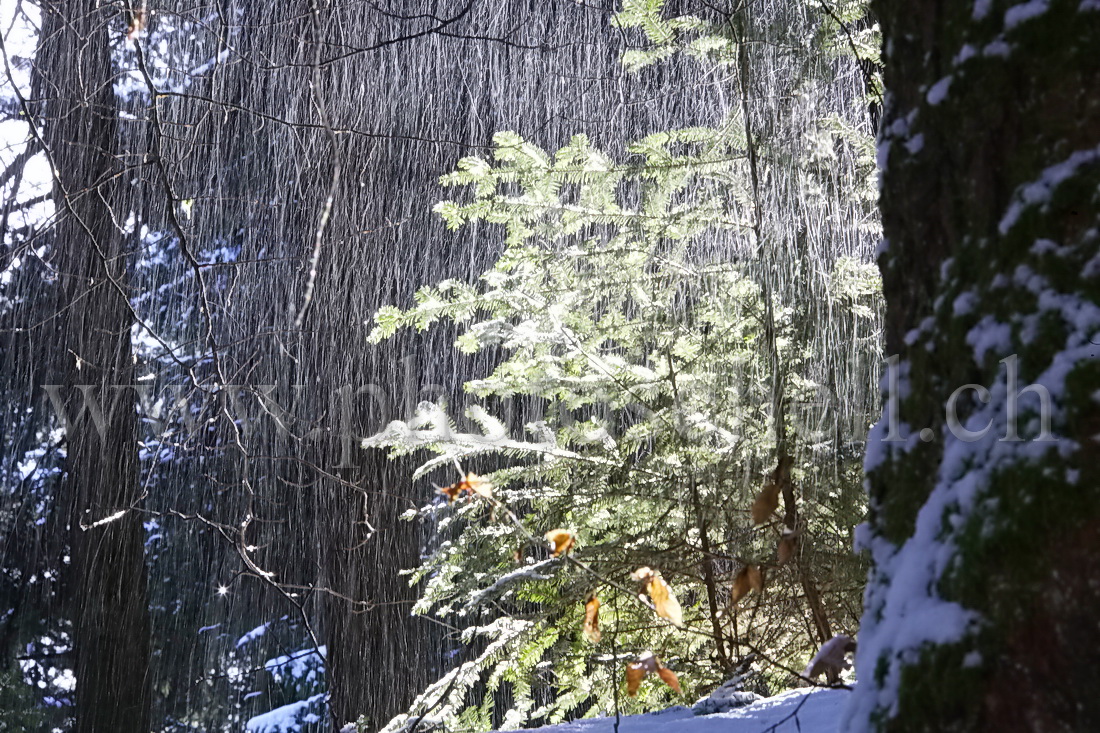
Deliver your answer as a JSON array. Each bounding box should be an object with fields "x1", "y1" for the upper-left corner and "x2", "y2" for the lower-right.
[{"x1": 514, "y1": 688, "x2": 847, "y2": 733}]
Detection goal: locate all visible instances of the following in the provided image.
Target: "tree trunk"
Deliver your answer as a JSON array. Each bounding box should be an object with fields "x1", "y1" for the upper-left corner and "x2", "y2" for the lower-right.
[
  {"x1": 847, "y1": 2, "x2": 1100, "y2": 730},
  {"x1": 39, "y1": 3, "x2": 153, "y2": 730}
]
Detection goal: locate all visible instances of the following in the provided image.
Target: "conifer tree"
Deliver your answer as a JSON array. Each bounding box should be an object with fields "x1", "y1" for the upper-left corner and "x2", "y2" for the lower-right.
[{"x1": 367, "y1": 1, "x2": 881, "y2": 728}]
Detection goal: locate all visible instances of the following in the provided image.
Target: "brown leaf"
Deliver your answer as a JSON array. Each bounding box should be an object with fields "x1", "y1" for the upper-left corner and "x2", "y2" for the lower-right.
[
  {"x1": 625, "y1": 662, "x2": 646, "y2": 696},
  {"x1": 625, "y1": 652, "x2": 660, "y2": 696},
  {"x1": 656, "y1": 665, "x2": 682, "y2": 694},
  {"x1": 731, "y1": 564, "x2": 763, "y2": 605},
  {"x1": 438, "y1": 481, "x2": 463, "y2": 503},
  {"x1": 126, "y1": 10, "x2": 147, "y2": 40},
  {"x1": 650, "y1": 577, "x2": 684, "y2": 627},
  {"x1": 731, "y1": 568, "x2": 751, "y2": 605},
  {"x1": 440, "y1": 473, "x2": 493, "y2": 502},
  {"x1": 463, "y1": 473, "x2": 493, "y2": 499},
  {"x1": 583, "y1": 595, "x2": 601, "y2": 644},
  {"x1": 751, "y1": 482, "x2": 781, "y2": 525},
  {"x1": 633, "y1": 567, "x2": 682, "y2": 626},
  {"x1": 545, "y1": 529, "x2": 576, "y2": 558},
  {"x1": 747, "y1": 564, "x2": 764, "y2": 593}
]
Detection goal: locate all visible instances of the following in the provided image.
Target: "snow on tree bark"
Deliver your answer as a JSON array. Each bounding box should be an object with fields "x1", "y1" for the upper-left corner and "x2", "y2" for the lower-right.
[{"x1": 847, "y1": 1, "x2": 1100, "y2": 731}]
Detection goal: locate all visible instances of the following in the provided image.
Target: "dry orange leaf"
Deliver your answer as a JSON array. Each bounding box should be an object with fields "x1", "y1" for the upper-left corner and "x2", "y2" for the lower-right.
[
  {"x1": 777, "y1": 532, "x2": 798, "y2": 565},
  {"x1": 583, "y1": 595, "x2": 601, "y2": 644},
  {"x1": 438, "y1": 481, "x2": 463, "y2": 502},
  {"x1": 464, "y1": 473, "x2": 493, "y2": 499},
  {"x1": 625, "y1": 660, "x2": 649, "y2": 696},
  {"x1": 747, "y1": 564, "x2": 764, "y2": 592},
  {"x1": 771, "y1": 455, "x2": 794, "y2": 485},
  {"x1": 649, "y1": 576, "x2": 684, "y2": 627},
  {"x1": 625, "y1": 652, "x2": 679, "y2": 696},
  {"x1": 751, "y1": 482, "x2": 781, "y2": 525},
  {"x1": 731, "y1": 564, "x2": 764, "y2": 605},
  {"x1": 656, "y1": 666, "x2": 682, "y2": 694},
  {"x1": 731, "y1": 569, "x2": 751, "y2": 605},
  {"x1": 545, "y1": 529, "x2": 576, "y2": 557},
  {"x1": 439, "y1": 473, "x2": 493, "y2": 502},
  {"x1": 631, "y1": 567, "x2": 683, "y2": 626},
  {"x1": 126, "y1": 9, "x2": 147, "y2": 40}
]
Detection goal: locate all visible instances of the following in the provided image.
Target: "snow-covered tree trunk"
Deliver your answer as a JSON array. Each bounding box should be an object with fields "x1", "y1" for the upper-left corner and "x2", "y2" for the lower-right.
[{"x1": 846, "y1": 1, "x2": 1100, "y2": 730}]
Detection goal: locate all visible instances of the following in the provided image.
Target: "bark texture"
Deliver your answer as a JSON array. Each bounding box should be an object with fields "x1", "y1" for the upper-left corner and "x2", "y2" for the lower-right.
[
  {"x1": 848, "y1": 1, "x2": 1100, "y2": 730},
  {"x1": 40, "y1": 2, "x2": 152, "y2": 730}
]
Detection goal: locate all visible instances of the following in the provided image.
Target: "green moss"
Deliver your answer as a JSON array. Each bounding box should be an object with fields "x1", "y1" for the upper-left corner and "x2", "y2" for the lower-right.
[
  {"x1": 864, "y1": 1, "x2": 1100, "y2": 729},
  {"x1": 889, "y1": 643, "x2": 983, "y2": 733}
]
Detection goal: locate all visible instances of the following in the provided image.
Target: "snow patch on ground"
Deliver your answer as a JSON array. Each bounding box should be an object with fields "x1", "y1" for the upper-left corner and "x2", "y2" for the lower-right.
[
  {"x1": 504, "y1": 688, "x2": 848, "y2": 733},
  {"x1": 691, "y1": 676, "x2": 761, "y2": 715}
]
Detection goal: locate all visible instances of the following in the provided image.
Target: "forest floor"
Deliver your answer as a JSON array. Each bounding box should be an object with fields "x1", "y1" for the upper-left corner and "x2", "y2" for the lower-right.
[{"x1": 511, "y1": 687, "x2": 848, "y2": 733}]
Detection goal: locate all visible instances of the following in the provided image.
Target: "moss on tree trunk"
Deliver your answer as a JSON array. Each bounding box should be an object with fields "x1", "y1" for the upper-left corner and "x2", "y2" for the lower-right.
[{"x1": 847, "y1": 1, "x2": 1100, "y2": 730}]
